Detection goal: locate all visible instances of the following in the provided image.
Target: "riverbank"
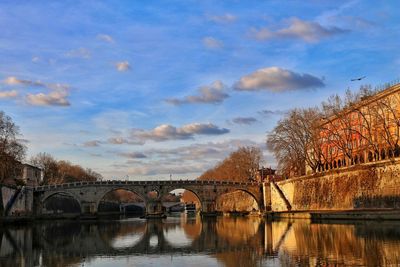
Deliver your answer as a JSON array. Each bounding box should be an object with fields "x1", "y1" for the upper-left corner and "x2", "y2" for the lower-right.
[
  {"x1": 269, "y1": 159, "x2": 400, "y2": 213},
  {"x1": 266, "y1": 209, "x2": 400, "y2": 221}
]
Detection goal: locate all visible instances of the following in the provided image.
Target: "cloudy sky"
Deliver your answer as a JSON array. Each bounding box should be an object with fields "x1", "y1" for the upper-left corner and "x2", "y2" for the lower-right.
[{"x1": 1, "y1": 1, "x2": 399, "y2": 180}]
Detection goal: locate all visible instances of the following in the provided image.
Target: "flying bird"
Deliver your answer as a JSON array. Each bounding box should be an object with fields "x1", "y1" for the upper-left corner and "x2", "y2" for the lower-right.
[{"x1": 351, "y1": 76, "x2": 366, "y2": 81}]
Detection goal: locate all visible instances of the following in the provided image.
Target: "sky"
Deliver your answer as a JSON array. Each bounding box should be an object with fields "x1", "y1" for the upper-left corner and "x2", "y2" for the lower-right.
[{"x1": 0, "y1": 0, "x2": 399, "y2": 180}]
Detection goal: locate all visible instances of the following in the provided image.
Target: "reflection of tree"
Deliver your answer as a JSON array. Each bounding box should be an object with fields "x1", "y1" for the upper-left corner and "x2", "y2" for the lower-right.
[
  {"x1": 215, "y1": 250, "x2": 263, "y2": 267},
  {"x1": 181, "y1": 215, "x2": 202, "y2": 240},
  {"x1": 212, "y1": 217, "x2": 263, "y2": 267},
  {"x1": 277, "y1": 221, "x2": 400, "y2": 266},
  {"x1": 41, "y1": 254, "x2": 81, "y2": 267},
  {"x1": 39, "y1": 222, "x2": 98, "y2": 267},
  {"x1": 41, "y1": 221, "x2": 82, "y2": 247},
  {"x1": 215, "y1": 217, "x2": 260, "y2": 245}
]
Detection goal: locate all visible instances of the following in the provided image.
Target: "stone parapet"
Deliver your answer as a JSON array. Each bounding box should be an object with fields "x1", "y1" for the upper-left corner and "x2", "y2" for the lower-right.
[{"x1": 271, "y1": 159, "x2": 400, "y2": 212}]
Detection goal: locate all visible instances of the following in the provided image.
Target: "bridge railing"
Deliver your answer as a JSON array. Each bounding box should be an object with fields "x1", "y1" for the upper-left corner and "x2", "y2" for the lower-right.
[{"x1": 33, "y1": 179, "x2": 260, "y2": 191}]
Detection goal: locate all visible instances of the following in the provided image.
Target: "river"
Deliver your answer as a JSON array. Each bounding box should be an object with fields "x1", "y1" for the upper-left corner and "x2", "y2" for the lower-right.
[{"x1": 1, "y1": 214, "x2": 400, "y2": 266}]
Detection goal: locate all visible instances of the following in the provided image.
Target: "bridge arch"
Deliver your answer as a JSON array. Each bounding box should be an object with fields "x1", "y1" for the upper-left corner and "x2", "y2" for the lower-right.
[
  {"x1": 161, "y1": 187, "x2": 203, "y2": 210},
  {"x1": 42, "y1": 191, "x2": 82, "y2": 214},
  {"x1": 96, "y1": 187, "x2": 146, "y2": 214},
  {"x1": 216, "y1": 188, "x2": 261, "y2": 212}
]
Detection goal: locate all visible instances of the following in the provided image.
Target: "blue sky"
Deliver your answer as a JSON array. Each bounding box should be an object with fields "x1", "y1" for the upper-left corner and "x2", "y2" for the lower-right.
[{"x1": 1, "y1": 0, "x2": 399, "y2": 179}]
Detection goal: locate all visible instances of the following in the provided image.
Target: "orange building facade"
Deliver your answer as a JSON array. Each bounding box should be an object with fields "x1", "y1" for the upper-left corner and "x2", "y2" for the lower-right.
[{"x1": 307, "y1": 82, "x2": 400, "y2": 174}]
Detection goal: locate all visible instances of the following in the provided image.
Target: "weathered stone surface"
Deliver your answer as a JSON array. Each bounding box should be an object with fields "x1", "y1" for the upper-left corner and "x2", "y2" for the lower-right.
[
  {"x1": 271, "y1": 159, "x2": 400, "y2": 212},
  {"x1": 33, "y1": 180, "x2": 263, "y2": 216},
  {"x1": 216, "y1": 191, "x2": 259, "y2": 212},
  {"x1": 1, "y1": 185, "x2": 33, "y2": 216}
]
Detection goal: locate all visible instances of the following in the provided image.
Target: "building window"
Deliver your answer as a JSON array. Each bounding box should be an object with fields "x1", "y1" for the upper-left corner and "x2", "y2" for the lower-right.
[{"x1": 381, "y1": 149, "x2": 386, "y2": 160}]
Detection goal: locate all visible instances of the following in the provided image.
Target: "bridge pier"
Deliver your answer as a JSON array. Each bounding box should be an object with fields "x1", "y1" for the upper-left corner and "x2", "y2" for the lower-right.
[
  {"x1": 145, "y1": 200, "x2": 166, "y2": 218},
  {"x1": 33, "y1": 193, "x2": 44, "y2": 216},
  {"x1": 81, "y1": 202, "x2": 98, "y2": 215},
  {"x1": 200, "y1": 200, "x2": 219, "y2": 216}
]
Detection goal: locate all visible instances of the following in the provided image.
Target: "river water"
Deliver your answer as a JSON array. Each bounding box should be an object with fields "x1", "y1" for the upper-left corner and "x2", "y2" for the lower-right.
[{"x1": 1, "y1": 214, "x2": 400, "y2": 267}]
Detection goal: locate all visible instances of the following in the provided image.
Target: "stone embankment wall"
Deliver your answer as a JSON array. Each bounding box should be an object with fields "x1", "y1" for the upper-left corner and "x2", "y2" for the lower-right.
[
  {"x1": 271, "y1": 159, "x2": 400, "y2": 212},
  {"x1": 1, "y1": 185, "x2": 34, "y2": 217},
  {"x1": 216, "y1": 191, "x2": 259, "y2": 212}
]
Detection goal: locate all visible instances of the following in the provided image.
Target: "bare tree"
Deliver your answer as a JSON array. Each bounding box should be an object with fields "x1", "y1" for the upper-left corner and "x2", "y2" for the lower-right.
[
  {"x1": 267, "y1": 84, "x2": 400, "y2": 177},
  {"x1": 183, "y1": 146, "x2": 262, "y2": 204},
  {"x1": 320, "y1": 92, "x2": 358, "y2": 163},
  {"x1": 267, "y1": 108, "x2": 323, "y2": 176},
  {"x1": 85, "y1": 168, "x2": 103, "y2": 181},
  {"x1": 30, "y1": 152, "x2": 59, "y2": 184},
  {"x1": 370, "y1": 93, "x2": 400, "y2": 157},
  {"x1": 321, "y1": 85, "x2": 400, "y2": 164},
  {"x1": 0, "y1": 111, "x2": 26, "y2": 183},
  {"x1": 199, "y1": 146, "x2": 262, "y2": 182},
  {"x1": 30, "y1": 152, "x2": 103, "y2": 184}
]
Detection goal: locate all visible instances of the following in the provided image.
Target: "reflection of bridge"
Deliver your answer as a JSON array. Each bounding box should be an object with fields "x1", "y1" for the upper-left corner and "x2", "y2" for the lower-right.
[
  {"x1": 37, "y1": 219, "x2": 263, "y2": 255},
  {"x1": 3, "y1": 217, "x2": 400, "y2": 266},
  {"x1": 0, "y1": 216, "x2": 268, "y2": 261},
  {"x1": 33, "y1": 180, "x2": 264, "y2": 216}
]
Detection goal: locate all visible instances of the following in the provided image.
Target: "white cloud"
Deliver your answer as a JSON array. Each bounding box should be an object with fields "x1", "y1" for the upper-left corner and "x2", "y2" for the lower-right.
[
  {"x1": 131, "y1": 123, "x2": 230, "y2": 142},
  {"x1": 115, "y1": 61, "x2": 131, "y2": 71},
  {"x1": 107, "y1": 137, "x2": 144, "y2": 145},
  {"x1": 97, "y1": 34, "x2": 114, "y2": 43},
  {"x1": 66, "y1": 47, "x2": 91, "y2": 59},
  {"x1": 3, "y1": 76, "x2": 72, "y2": 107},
  {"x1": 124, "y1": 163, "x2": 205, "y2": 176},
  {"x1": 3, "y1": 76, "x2": 69, "y2": 91},
  {"x1": 0, "y1": 90, "x2": 18, "y2": 99},
  {"x1": 105, "y1": 138, "x2": 269, "y2": 178},
  {"x1": 3, "y1": 76, "x2": 45, "y2": 87},
  {"x1": 26, "y1": 90, "x2": 70, "y2": 107},
  {"x1": 208, "y1": 13, "x2": 237, "y2": 23},
  {"x1": 203, "y1": 37, "x2": 223, "y2": 49},
  {"x1": 32, "y1": 56, "x2": 40, "y2": 63},
  {"x1": 148, "y1": 139, "x2": 262, "y2": 160},
  {"x1": 232, "y1": 117, "x2": 258, "y2": 125},
  {"x1": 251, "y1": 17, "x2": 348, "y2": 42},
  {"x1": 234, "y1": 67, "x2": 325, "y2": 92},
  {"x1": 258, "y1": 109, "x2": 286, "y2": 116},
  {"x1": 82, "y1": 140, "x2": 101, "y2": 147},
  {"x1": 165, "y1": 80, "x2": 229, "y2": 105},
  {"x1": 117, "y1": 152, "x2": 147, "y2": 159}
]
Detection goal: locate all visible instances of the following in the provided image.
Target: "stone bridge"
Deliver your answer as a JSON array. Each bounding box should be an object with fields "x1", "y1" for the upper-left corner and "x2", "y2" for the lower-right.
[{"x1": 33, "y1": 179, "x2": 264, "y2": 216}]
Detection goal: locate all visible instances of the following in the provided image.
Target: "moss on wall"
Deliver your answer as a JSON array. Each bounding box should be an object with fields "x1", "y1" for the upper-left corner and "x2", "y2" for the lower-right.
[{"x1": 272, "y1": 160, "x2": 400, "y2": 211}]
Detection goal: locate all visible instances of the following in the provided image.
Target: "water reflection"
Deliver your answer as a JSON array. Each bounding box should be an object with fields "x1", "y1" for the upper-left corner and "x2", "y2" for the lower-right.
[{"x1": 1, "y1": 216, "x2": 400, "y2": 267}]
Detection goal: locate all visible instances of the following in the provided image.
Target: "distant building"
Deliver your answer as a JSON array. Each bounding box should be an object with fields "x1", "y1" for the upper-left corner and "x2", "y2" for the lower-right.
[
  {"x1": 306, "y1": 82, "x2": 400, "y2": 174},
  {"x1": 256, "y1": 167, "x2": 278, "y2": 182},
  {"x1": 5, "y1": 163, "x2": 43, "y2": 186},
  {"x1": 20, "y1": 163, "x2": 42, "y2": 186}
]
